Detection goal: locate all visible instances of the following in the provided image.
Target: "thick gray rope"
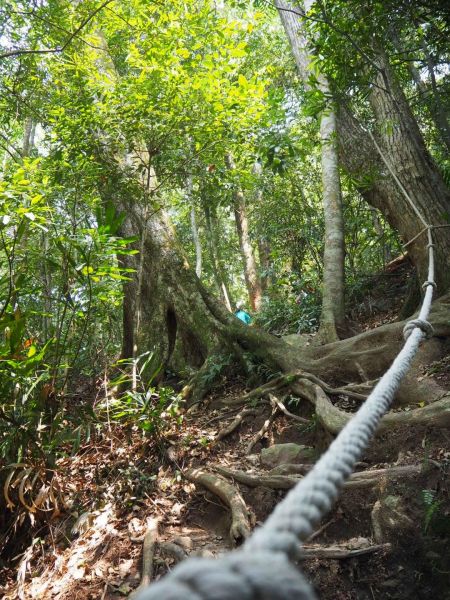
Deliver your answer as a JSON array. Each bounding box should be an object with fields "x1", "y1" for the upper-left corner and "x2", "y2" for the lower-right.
[{"x1": 137, "y1": 222, "x2": 436, "y2": 598}]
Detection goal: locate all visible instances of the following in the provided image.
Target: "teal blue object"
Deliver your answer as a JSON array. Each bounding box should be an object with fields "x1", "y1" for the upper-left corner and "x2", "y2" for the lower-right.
[{"x1": 235, "y1": 309, "x2": 252, "y2": 325}]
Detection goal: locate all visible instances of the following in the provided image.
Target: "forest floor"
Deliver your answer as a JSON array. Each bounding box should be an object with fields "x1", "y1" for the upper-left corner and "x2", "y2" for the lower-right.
[{"x1": 1, "y1": 259, "x2": 450, "y2": 600}]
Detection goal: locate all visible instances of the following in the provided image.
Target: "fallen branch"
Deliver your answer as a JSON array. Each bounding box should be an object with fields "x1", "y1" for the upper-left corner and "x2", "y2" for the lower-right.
[
  {"x1": 129, "y1": 518, "x2": 158, "y2": 600},
  {"x1": 269, "y1": 393, "x2": 309, "y2": 424},
  {"x1": 184, "y1": 468, "x2": 252, "y2": 543},
  {"x1": 215, "y1": 408, "x2": 260, "y2": 442},
  {"x1": 301, "y1": 541, "x2": 391, "y2": 560},
  {"x1": 222, "y1": 375, "x2": 295, "y2": 406}
]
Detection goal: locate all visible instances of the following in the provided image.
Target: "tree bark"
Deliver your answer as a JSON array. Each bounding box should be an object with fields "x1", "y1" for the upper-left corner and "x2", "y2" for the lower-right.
[
  {"x1": 184, "y1": 173, "x2": 202, "y2": 279},
  {"x1": 258, "y1": 237, "x2": 272, "y2": 293},
  {"x1": 275, "y1": 0, "x2": 345, "y2": 341},
  {"x1": 202, "y1": 197, "x2": 233, "y2": 311},
  {"x1": 225, "y1": 152, "x2": 262, "y2": 312},
  {"x1": 22, "y1": 117, "x2": 34, "y2": 157}
]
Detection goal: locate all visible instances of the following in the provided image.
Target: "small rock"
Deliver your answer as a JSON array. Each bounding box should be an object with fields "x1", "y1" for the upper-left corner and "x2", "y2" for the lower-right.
[
  {"x1": 379, "y1": 578, "x2": 401, "y2": 589},
  {"x1": 260, "y1": 443, "x2": 316, "y2": 469},
  {"x1": 246, "y1": 454, "x2": 259, "y2": 465},
  {"x1": 173, "y1": 536, "x2": 193, "y2": 550},
  {"x1": 371, "y1": 495, "x2": 414, "y2": 543}
]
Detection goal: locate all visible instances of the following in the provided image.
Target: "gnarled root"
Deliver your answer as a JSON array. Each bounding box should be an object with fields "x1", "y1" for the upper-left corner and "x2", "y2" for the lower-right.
[
  {"x1": 314, "y1": 387, "x2": 450, "y2": 434},
  {"x1": 269, "y1": 393, "x2": 310, "y2": 424},
  {"x1": 214, "y1": 464, "x2": 423, "y2": 491},
  {"x1": 184, "y1": 467, "x2": 252, "y2": 543}
]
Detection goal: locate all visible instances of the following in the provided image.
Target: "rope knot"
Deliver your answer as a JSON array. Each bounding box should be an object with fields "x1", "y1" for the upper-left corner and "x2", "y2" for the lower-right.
[
  {"x1": 135, "y1": 551, "x2": 316, "y2": 600},
  {"x1": 403, "y1": 319, "x2": 434, "y2": 341}
]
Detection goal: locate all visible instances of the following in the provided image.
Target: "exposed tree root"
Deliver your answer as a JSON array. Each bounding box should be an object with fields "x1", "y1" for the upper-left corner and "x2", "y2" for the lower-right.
[
  {"x1": 215, "y1": 408, "x2": 260, "y2": 442},
  {"x1": 291, "y1": 370, "x2": 368, "y2": 402},
  {"x1": 223, "y1": 370, "x2": 368, "y2": 410},
  {"x1": 268, "y1": 464, "x2": 312, "y2": 476},
  {"x1": 301, "y1": 540, "x2": 391, "y2": 560},
  {"x1": 128, "y1": 519, "x2": 158, "y2": 600},
  {"x1": 214, "y1": 464, "x2": 423, "y2": 491},
  {"x1": 314, "y1": 387, "x2": 450, "y2": 434},
  {"x1": 184, "y1": 468, "x2": 252, "y2": 543}
]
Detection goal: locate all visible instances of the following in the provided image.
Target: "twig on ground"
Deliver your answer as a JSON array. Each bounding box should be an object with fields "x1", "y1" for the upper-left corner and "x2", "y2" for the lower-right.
[
  {"x1": 301, "y1": 541, "x2": 391, "y2": 560},
  {"x1": 246, "y1": 399, "x2": 279, "y2": 454},
  {"x1": 307, "y1": 518, "x2": 335, "y2": 542},
  {"x1": 268, "y1": 393, "x2": 309, "y2": 424},
  {"x1": 215, "y1": 408, "x2": 260, "y2": 442}
]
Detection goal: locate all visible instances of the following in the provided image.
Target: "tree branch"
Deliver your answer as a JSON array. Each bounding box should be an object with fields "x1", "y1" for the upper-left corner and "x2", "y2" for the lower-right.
[{"x1": 0, "y1": 0, "x2": 114, "y2": 61}]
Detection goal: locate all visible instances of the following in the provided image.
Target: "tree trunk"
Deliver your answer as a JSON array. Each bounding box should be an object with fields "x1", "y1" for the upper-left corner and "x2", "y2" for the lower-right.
[
  {"x1": 258, "y1": 237, "x2": 272, "y2": 293},
  {"x1": 419, "y1": 39, "x2": 450, "y2": 153},
  {"x1": 275, "y1": 0, "x2": 345, "y2": 341},
  {"x1": 190, "y1": 206, "x2": 202, "y2": 278},
  {"x1": 186, "y1": 175, "x2": 202, "y2": 278},
  {"x1": 253, "y1": 159, "x2": 271, "y2": 295},
  {"x1": 22, "y1": 117, "x2": 34, "y2": 157},
  {"x1": 118, "y1": 198, "x2": 216, "y2": 371},
  {"x1": 318, "y1": 105, "x2": 345, "y2": 341},
  {"x1": 202, "y1": 198, "x2": 233, "y2": 312},
  {"x1": 336, "y1": 52, "x2": 450, "y2": 293},
  {"x1": 225, "y1": 153, "x2": 262, "y2": 312}
]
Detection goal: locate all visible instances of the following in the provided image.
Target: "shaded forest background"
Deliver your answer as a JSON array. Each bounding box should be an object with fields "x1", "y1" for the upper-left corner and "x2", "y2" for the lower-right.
[{"x1": 0, "y1": 0, "x2": 449, "y2": 598}]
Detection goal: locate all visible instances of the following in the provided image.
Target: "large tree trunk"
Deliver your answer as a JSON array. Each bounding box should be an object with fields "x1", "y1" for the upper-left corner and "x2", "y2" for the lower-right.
[
  {"x1": 336, "y1": 53, "x2": 450, "y2": 293},
  {"x1": 318, "y1": 104, "x2": 345, "y2": 342},
  {"x1": 119, "y1": 198, "x2": 217, "y2": 371},
  {"x1": 225, "y1": 153, "x2": 262, "y2": 312},
  {"x1": 275, "y1": 0, "x2": 345, "y2": 342}
]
